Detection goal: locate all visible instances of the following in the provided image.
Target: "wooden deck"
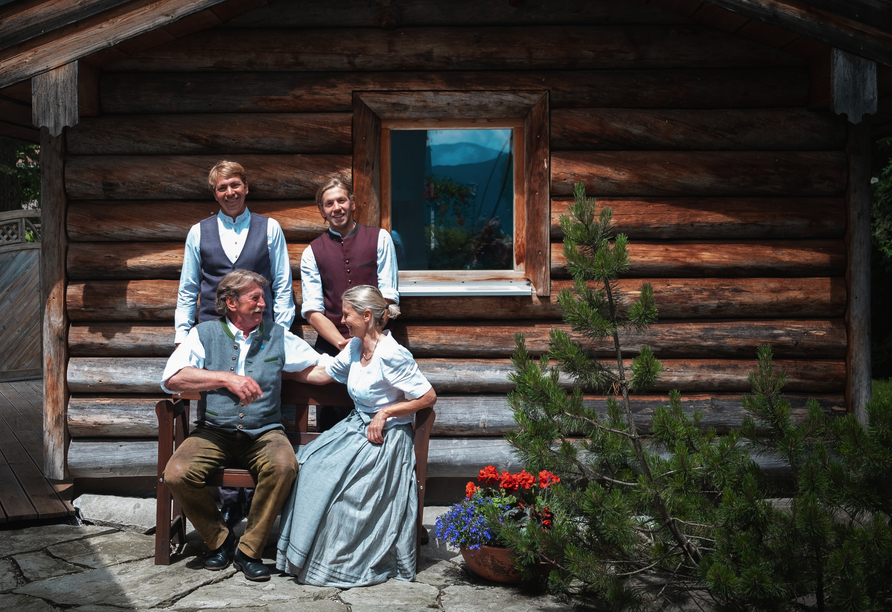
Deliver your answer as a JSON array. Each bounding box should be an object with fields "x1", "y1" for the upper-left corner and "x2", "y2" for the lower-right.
[{"x1": 0, "y1": 379, "x2": 75, "y2": 524}]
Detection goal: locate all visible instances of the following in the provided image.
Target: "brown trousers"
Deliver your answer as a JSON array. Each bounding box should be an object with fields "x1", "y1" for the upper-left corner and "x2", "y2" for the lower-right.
[{"x1": 163, "y1": 426, "x2": 298, "y2": 559}]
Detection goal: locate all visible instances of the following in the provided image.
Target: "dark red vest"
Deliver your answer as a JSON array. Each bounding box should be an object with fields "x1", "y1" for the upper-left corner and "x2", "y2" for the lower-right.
[{"x1": 310, "y1": 224, "x2": 380, "y2": 336}]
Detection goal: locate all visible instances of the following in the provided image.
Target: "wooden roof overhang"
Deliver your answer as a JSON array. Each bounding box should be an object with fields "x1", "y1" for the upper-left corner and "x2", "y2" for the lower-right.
[{"x1": 0, "y1": 0, "x2": 267, "y2": 142}]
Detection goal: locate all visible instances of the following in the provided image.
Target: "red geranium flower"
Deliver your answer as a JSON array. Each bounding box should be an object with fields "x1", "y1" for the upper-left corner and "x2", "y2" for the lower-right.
[
  {"x1": 539, "y1": 470, "x2": 560, "y2": 488},
  {"x1": 500, "y1": 471, "x2": 518, "y2": 492},
  {"x1": 465, "y1": 481, "x2": 477, "y2": 499},
  {"x1": 478, "y1": 465, "x2": 500, "y2": 486},
  {"x1": 515, "y1": 469, "x2": 536, "y2": 490}
]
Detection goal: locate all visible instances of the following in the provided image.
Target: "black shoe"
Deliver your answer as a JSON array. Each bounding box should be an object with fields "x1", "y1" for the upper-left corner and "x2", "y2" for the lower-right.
[
  {"x1": 221, "y1": 502, "x2": 245, "y2": 530},
  {"x1": 205, "y1": 530, "x2": 236, "y2": 570},
  {"x1": 234, "y1": 546, "x2": 271, "y2": 582}
]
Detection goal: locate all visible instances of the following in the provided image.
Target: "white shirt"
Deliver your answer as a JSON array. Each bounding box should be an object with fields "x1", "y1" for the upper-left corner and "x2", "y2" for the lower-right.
[
  {"x1": 175, "y1": 208, "x2": 295, "y2": 344},
  {"x1": 325, "y1": 331, "x2": 431, "y2": 429},
  {"x1": 300, "y1": 227, "x2": 399, "y2": 321},
  {"x1": 161, "y1": 318, "x2": 329, "y2": 393}
]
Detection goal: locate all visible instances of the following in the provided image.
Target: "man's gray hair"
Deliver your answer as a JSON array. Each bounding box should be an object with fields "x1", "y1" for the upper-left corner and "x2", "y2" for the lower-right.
[
  {"x1": 341, "y1": 285, "x2": 400, "y2": 327},
  {"x1": 216, "y1": 270, "x2": 268, "y2": 315}
]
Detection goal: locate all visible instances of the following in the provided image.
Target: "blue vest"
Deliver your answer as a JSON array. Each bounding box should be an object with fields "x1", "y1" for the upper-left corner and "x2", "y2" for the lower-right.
[
  {"x1": 198, "y1": 213, "x2": 274, "y2": 323},
  {"x1": 195, "y1": 319, "x2": 285, "y2": 438}
]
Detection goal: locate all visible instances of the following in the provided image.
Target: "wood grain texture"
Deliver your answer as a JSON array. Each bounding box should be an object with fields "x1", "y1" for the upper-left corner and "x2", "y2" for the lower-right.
[
  {"x1": 64, "y1": 277, "x2": 846, "y2": 322},
  {"x1": 67, "y1": 387, "x2": 845, "y2": 438},
  {"x1": 31, "y1": 62, "x2": 78, "y2": 137},
  {"x1": 66, "y1": 239, "x2": 843, "y2": 280},
  {"x1": 0, "y1": 0, "x2": 231, "y2": 89},
  {"x1": 103, "y1": 25, "x2": 803, "y2": 72},
  {"x1": 220, "y1": 0, "x2": 692, "y2": 28},
  {"x1": 0, "y1": 250, "x2": 42, "y2": 377},
  {"x1": 846, "y1": 121, "x2": 872, "y2": 422},
  {"x1": 65, "y1": 154, "x2": 351, "y2": 200},
  {"x1": 67, "y1": 113, "x2": 351, "y2": 155},
  {"x1": 352, "y1": 94, "x2": 381, "y2": 228},
  {"x1": 67, "y1": 319, "x2": 847, "y2": 359},
  {"x1": 39, "y1": 130, "x2": 68, "y2": 480},
  {"x1": 524, "y1": 93, "x2": 550, "y2": 296},
  {"x1": 550, "y1": 197, "x2": 846, "y2": 240},
  {"x1": 0, "y1": 0, "x2": 133, "y2": 50},
  {"x1": 551, "y1": 241, "x2": 845, "y2": 278},
  {"x1": 99, "y1": 68, "x2": 808, "y2": 114},
  {"x1": 551, "y1": 108, "x2": 845, "y2": 151},
  {"x1": 66, "y1": 242, "x2": 306, "y2": 279},
  {"x1": 551, "y1": 151, "x2": 847, "y2": 197},
  {"x1": 67, "y1": 200, "x2": 325, "y2": 242}
]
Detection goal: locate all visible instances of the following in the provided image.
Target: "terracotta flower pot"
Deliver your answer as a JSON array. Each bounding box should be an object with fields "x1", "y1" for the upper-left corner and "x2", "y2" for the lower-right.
[{"x1": 460, "y1": 544, "x2": 522, "y2": 584}]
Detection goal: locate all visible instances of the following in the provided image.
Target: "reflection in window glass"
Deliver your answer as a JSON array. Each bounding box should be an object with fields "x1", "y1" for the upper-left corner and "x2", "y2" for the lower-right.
[{"x1": 390, "y1": 129, "x2": 513, "y2": 271}]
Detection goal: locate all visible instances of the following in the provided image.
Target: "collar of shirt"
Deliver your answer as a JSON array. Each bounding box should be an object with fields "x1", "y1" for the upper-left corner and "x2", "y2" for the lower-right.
[
  {"x1": 217, "y1": 207, "x2": 251, "y2": 230},
  {"x1": 327, "y1": 222, "x2": 358, "y2": 239}
]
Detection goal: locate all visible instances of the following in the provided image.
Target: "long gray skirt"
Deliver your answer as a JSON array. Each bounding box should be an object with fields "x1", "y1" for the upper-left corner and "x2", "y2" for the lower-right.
[{"x1": 275, "y1": 410, "x2": 417, "y2": 587}]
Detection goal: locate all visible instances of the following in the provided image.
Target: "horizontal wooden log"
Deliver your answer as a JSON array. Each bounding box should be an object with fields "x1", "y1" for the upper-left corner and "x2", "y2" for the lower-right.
[
  {"x1": 552, "y1": 151, "x2": 847, "y2": 197},
  {"x1": 67, "y1": 317, "x2": 846, "y2": 359},
  {"x1": 67, "y1": 113, "x2": 351, "y2": 155},
  {"x1": 67, "y1": 196, "x2": 845, "y2": 243},
  {"x1": 66, "y1": 356, "x2": 845, "y2": 397},
  {"x1": 551, "y1": 197, "x2": 845, "y2": 240},
  {"x1": 105, "y1": 26, "x2": 802, "y2": 72},
  {"x1": 65, "y1": 433, "x2": 815, "y2": 478},
  {"x1": 221, "y1": 0, "x2": 691, "y2": 28},
  {"x1": 551, "y1": 241, "x2": 845, "y2": 278},
  {"x1": 65, "y1": 154, "x2": 351, "y2": 200},
  {"x1": 551, "y1": 108, "x2": 844, "y2": 151},
  {"x1": 66, "y1": 277, "x2": 846, "y2": 322},
  {"x1": 69, "y1": 392, "x2": 844, "y2": 438},
  {"x1": 66, "y1": 242, "x2": 306, "y2": 280},
  {"x1": 68, "y1": 200, "x2": 326, "y2": 242},
  {"x1": 99, "y1": 69, "x2": 808, "y2": 114},
  {"x1": 67, "y1": 239, "x2": 845, "y2": 280}
]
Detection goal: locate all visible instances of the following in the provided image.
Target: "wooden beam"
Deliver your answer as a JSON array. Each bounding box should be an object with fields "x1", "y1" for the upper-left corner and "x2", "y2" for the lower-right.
[
  {"x1": 700, "y1": 0, "x2": 892, "y2": 67},
  {"x1": 0, "y1": 0, "x2": 134, "y2": 51},
  {"x1": 352, "y1": 94, "x2": 380, "y2": 228},
  {"x1": 830, "y1": 48, "x2": 877, "y2": 124},
  {"x1": 524, "y1": 93, "x2": 550, "y2": 296},
  {"x1": 31, "y1": 62, "x2": 78, "y2": 137},
  {"x1": 40, "y1": 128, "x2": 68, "y2": 480},
  {"x1": 845, "y1": 120, "x2": 872, "y2": 424},
  {"x1": 0, "y1": 0, "x2": 230, "y2": 89}
]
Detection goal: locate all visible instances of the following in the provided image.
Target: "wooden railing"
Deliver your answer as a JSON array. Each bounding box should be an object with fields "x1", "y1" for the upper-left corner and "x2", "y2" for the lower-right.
[{"x1": 0, "y1": 209, "x2": 41, "y2": 254}]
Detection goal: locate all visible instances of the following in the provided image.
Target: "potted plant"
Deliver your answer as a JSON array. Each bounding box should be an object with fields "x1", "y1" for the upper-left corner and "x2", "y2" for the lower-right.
[{"x1": 434, "y1": 465, "x2": 560, "y2": 583}]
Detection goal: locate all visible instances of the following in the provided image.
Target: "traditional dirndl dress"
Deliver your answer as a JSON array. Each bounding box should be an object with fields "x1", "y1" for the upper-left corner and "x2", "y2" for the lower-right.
[{"x1": 275, "y1": 332, "x2": 431, "y2": 587}]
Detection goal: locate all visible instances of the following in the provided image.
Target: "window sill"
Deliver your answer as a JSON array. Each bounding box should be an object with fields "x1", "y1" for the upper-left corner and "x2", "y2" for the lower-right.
[{"x1": 399, "y1": 274, "x2": 533, "y2": 297}]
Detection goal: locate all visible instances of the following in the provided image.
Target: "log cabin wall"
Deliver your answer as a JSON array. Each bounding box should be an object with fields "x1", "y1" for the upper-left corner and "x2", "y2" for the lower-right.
[{"x1": 61, "y1": 0, "x2": 849, "y2": 481}]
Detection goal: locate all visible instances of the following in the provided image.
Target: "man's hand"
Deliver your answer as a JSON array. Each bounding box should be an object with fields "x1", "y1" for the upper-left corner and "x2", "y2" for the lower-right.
[
  {"x1": 224, "y1": 374, "x2": 263, "y2": 406},
  {"x1": 166, "y1": 366, "x2": 263, "y2": 405}
]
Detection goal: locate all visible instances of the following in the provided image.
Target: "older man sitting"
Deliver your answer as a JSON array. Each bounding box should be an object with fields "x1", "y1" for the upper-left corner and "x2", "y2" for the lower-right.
[{"x1": 161, "y1": 269, "x2": 327, "y2": 581}]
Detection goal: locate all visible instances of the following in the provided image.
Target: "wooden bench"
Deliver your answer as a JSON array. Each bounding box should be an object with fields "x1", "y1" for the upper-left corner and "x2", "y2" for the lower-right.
[{"x1": 154, "y1": 378, "x2": 435, "y2": 567}]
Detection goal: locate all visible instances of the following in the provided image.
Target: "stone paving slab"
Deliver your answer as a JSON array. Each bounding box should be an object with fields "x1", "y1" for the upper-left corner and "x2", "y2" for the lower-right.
[
  {"x1": 340, "y1": 579, "x2": 440, "y2": 612},
  {"x1": 0, "y1": 592, "x2": 57, "y2": 612},
  {"x1": 0, "y1": 558, "x2": 18, "y2": 592},
  {"x1": 440, "y1": 584, "x2": 575, "y2": 611},
  {"x1": 171, "y1": 573, "x2": 340, "y2": 609},
  {"x1": 13, "y1": 550, "x2": 82, "y2": 581},
  {"x1": 75, "y1": 494, "x2": 160, "y2": 534},
  {"x1": 48, "y1": 531, "x2": 155, "y2": 568},
  {"x1": 14, "y1": 556, "x2": 236, "y2": 608},
  {"x1": 0, "y1": 524, "x2": 115, "y2": 557},
  {"x1": 415, "y1": 558, "x2": 472, "y2": 589}
]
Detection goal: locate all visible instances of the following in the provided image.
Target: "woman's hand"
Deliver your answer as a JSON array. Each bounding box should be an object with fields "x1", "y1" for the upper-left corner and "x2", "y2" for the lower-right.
[{"x1": 366, "y1": 410, "x2": 388, "y2": 444}]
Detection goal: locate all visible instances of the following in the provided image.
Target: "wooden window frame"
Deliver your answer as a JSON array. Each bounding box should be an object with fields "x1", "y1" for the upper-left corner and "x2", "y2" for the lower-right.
[{"x1": 352, "y1": 91, "x2": 550, "y2": 297}]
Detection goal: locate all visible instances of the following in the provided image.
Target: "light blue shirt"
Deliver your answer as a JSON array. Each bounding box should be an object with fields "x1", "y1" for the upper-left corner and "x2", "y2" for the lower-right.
[
  {"x1": 175, "y1": 208, "x2": 295, "y2": 344},
  {"x1": 300, "y1": 227, "x2": 399, "y2": 321},
  {"x1": 161, "y1": 318, "x2": 331, "y2": 393}
]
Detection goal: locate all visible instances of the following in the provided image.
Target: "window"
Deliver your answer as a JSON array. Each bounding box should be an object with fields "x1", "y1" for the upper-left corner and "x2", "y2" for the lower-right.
[{"x1": 352, "y1": 91, "x2": 550, "y2": 296}]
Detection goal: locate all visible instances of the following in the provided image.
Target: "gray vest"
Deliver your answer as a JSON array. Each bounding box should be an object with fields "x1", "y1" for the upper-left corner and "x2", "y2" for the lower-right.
[
  {"x1": 197, "y1": 212, "x2": 274, "y2": 324},
  {"x1": 195, "y1": 318, "x2": 285, "y2": 438}
]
